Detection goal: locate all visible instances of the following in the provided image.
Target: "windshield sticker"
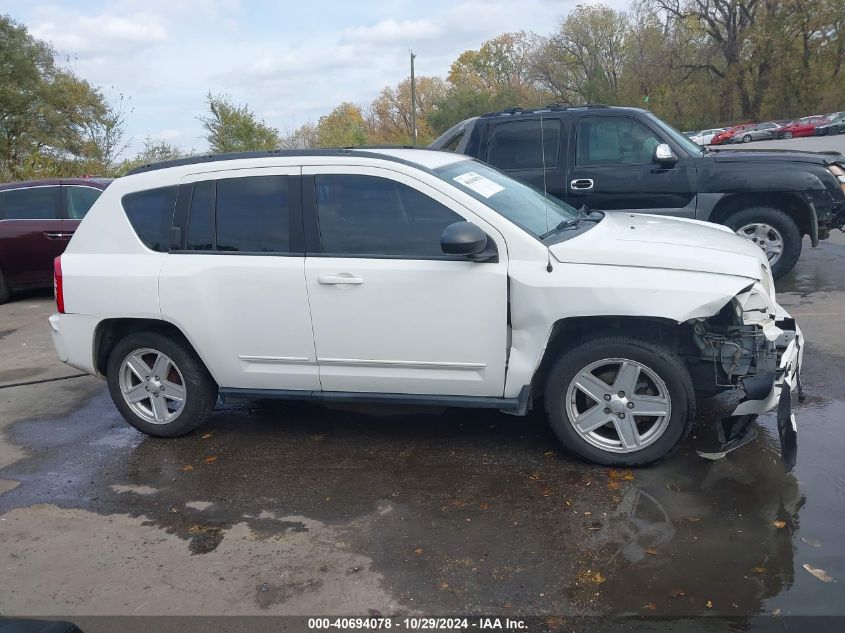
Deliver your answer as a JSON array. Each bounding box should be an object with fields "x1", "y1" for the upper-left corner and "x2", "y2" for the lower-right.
[{"x1": 453, "y1": 172, "x2": 505, "y2": 198}]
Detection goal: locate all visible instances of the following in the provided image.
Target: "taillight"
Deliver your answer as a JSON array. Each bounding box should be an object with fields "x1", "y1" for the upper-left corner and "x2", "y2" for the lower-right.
[{"x1": 54, "y1": 256, "x2": 65, "y2": 314}]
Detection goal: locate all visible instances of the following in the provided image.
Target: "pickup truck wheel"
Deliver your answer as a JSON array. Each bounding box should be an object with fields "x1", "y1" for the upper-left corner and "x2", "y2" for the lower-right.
[
  {"x1": 724, "y1": 207, "x2": 801, "y2": 279},
  {"x1": 107, "y1": 331, "x2": 217, "y2": 438},
  {"x1": 0, "y1": 271, "x2": 10, "y2": 304},
  {"x1": 544, "y1": 337, "x2": 695, "y2": 467}
]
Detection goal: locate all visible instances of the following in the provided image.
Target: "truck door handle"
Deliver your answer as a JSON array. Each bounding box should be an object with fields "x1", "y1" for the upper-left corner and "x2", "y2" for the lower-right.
[
  {"x1": 318, "y1": 275, "x2": 364, "y2": 285},
  {"x1": 570, "y1": 179, "x2": 594, "y2": 191}
]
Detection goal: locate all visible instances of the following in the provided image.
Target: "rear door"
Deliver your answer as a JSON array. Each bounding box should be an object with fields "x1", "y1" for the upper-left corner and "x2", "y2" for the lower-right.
[
  {"x1": 482, "y1": 117, "x2": 569, "y2": 201},
  {"x1": 0, "y1": 185, "x2": 63, "y2": 287},
  {"x1": 565, "y1": 113, "x2": 698, "y2": 217},
  {"x1": 159, "y1": 167, "x2": 320, "y2": 391}
]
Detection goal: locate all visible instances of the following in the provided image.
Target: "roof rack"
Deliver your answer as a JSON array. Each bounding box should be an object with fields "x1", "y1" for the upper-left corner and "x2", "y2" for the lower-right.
[
  {"x1": 479, "y1": 104, "x2": 611, "y2": 118},
  {"x1": 125, "y1": 146, "x2": 440, "y2": 175}
]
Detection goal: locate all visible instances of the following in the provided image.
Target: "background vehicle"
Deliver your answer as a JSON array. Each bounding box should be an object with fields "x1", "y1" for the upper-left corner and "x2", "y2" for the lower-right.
[
  {"x1": 430, "y1": 105, "x2": 845, "y2": 278},
  {"x1": 712, "y1": 125, "x2": 752, "y2": 145},
  {"x1": 815, "y1": 112, "x2": 845, "y2": 136},
  {"x1": 689, "y1": 128, "x2": 725, "y2": 146},
  {"x1": 50, "y1": 149, "x2": 802, "y2": 468},
  {"x1": 729, "y1": 122, "x2": 782, "y2": 143},
  {"x1": 0, "y1": 177, "x2": 109, "y2": 303},
  {"x1": 777, "y1": 116, "x2": 827, "y2": 139}
]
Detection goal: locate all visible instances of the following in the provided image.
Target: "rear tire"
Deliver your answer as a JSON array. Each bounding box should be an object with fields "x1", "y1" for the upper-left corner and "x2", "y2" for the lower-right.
[
  {"x1": 543, "y1": 336, "x2": 695, "y2": 467},
  {"x1": 724, "y1": 206, "x2": 802, "y2": 279},
  {"x1": 0, "y1": 271, "x2": 10, "y2": 304},
  {"x1": 107, "y1": 331, "x2": 217, "y2": 437}
]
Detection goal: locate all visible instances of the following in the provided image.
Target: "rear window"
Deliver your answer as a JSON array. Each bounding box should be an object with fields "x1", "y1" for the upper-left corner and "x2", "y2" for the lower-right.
[
  {"x1": 487, "y1": 119, "x2": 561, "y2": 171},
  {"x1": 122, "y1": 186, "x2": 178, "y2": 252}
]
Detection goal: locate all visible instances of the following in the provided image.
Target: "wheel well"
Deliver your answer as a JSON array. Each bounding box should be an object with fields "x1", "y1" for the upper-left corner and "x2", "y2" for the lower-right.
[
  {"x1": 708, "y1": 192, "x2": 811, "y2": 237},
  {"x1": 530, "y1": 316, "x2": 696, "y2": 396},
  {"x1": 94, "y1": 318, "x2": 206, "y2": 378}
]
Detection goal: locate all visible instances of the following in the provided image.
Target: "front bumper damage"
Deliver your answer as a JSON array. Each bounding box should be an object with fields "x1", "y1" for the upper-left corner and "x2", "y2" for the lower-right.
[{"x1": 695, "y1": 293, "x2": 804, "y2": 471}]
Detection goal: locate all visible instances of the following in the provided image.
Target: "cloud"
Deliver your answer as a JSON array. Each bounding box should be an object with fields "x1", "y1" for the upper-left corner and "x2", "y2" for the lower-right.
[
  {"x1": 343, "y1": 18, "x2": 442, "y2": 44},
  {"x1": 31, "y1": 12, "x2": 167, "y2": 58}
]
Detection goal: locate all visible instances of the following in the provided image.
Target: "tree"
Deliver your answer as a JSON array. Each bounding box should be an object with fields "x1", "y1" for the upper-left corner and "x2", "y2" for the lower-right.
[
  {"x1": 0, "y1": 14, "x2": 114, "y2": 179},
  {"x1": 368, "y1": 76, "x2": 448, "y2": 144},
  {"x1": 198, "y1": 92, "x2": 280, "y2": 153},
  {"x1": 114, "y1": 136, "x2": 192, "y2": 176},
  {"x1": 315, "y1": 102, "x2": 368, "y2": 147},
  {"x1": 279, "y1": 122, "x2": 318, "y2": 149}
]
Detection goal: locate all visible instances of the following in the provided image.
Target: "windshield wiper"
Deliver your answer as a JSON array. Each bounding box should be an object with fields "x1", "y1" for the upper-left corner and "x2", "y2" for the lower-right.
[{"x1": 539, "y1": 205, "x2": 602, "y2": 240}]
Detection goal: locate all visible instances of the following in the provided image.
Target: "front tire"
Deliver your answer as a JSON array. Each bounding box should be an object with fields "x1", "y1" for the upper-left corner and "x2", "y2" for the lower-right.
[
  {"x1": 107, "y1": 331, "x2": 217, "y2": 437},
  {"x1": 543, "y1": 337, "x2": 695, "y2": 467},
  {"x1": 784, "y1": 131, "x2": 793, "y2": 139},
  {"x1": 742, "y1": 134, "x2": 752, "y2": 143},
  {"x1": 724, "y1": 206, "x2": 802, "y2": 279}
]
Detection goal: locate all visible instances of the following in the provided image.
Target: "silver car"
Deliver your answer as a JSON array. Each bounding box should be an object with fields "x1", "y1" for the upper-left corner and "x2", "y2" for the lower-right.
[{"x1": 731, "y1": 122, "x2": 782, "y2": 143}]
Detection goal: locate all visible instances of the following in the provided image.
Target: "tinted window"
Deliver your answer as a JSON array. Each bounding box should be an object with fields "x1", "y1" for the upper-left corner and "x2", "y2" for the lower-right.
[
  {"x1": 186, "y1": 181, "x2": 214, "y2": 251},
  {"x1": 442, "y1": 131, "x2": 464, "y2": 152},
  {"x1": 577, "y1": 117, "x2": 663, "y2": 166},
  {"x1": 65, "y1": 186, "x2": 102, "y2": 219},
  {"x1": 1, "y1": 186, "x2": 58, "y2": 220},
  {"x1": 122, "y1": 186, "x2": 178, "y2": 252},
  {"x1": 315, "y1": 175, "x2": 462, "y2": 257},
  {"x1": 215, "y1": 176, "x2": 290, "y2": 253},
  {"x1": 487, "y1": 120, "x2": 561, "y2": 170}
]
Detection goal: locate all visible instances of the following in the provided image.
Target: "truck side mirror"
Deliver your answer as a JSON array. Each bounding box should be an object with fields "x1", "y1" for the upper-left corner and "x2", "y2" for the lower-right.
[
  {"x1": 654, "y1": 143, "x2": 678, "y2": 166},
  {"x1": 440, "y1": 222, "x2": 498, "y2": 262}
]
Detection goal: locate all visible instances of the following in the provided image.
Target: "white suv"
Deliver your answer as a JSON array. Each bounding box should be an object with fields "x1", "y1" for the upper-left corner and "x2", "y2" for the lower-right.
[{"x1": 49, "y1": 148, "x2": 803, "y2": 467}]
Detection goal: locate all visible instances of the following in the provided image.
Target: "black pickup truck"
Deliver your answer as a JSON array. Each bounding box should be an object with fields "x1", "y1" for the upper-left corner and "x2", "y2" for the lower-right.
[{"x1": 430, "y1": 105, "x2": 845, "y2": 278}]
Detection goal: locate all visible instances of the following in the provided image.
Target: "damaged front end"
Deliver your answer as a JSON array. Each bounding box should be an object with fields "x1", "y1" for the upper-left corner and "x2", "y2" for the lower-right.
[{"x1": 690, "y1": 282, "x2": 804, "y2": 470}]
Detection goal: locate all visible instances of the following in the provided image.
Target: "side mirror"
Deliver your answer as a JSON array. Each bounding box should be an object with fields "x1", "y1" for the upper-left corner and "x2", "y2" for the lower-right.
[
  {"x1": 653, "y1": 143, "x2": 678, "y2": 165},
  {"x1": 441, "y1": 221, "x2": 487, "y2": 256}
]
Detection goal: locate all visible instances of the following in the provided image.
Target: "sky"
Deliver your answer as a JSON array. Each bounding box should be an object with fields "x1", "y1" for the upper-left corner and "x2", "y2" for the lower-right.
[{"x1": 1, "y1": 0, "x2": 630, "y2": 156}]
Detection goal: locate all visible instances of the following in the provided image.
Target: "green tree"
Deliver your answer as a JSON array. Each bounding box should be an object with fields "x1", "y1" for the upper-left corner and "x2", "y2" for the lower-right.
[
  {"x1": 198, "y1": 92, "x2": 280, "y2": 153},
  {"x1": 368, "y1": 76, "x2": 448, "y2": 144},
  {"x1": 114, "y1": 136, "x2": 192, "y2": 176},
  {"x1": 315, "y1": 102, "x2": 368, "y2": 147}
]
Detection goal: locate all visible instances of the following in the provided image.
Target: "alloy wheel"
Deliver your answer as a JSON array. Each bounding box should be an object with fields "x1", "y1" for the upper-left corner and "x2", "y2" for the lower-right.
[
  {"x1": 737, "y1": 222, "x2": 784, "y2": 265},
  {"x1": 565, "y1": 358, "x2": 672, "y2": 454},
  {"x1": 119, "y1": 348, "x2": 187, "y2": 424}
]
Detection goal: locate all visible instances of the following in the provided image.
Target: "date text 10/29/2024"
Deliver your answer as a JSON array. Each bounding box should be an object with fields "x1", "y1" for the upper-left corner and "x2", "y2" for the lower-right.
[{"x1": 307, "y1": 617, "x2": 528, "y2": 630}]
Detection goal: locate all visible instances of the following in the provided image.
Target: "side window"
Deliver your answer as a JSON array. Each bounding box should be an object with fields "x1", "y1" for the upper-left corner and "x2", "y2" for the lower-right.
[
  {"x1": 65, "y1": 186, "x2": 103, "y2": 219},
  {"x1": 315, "y1": 175, "x2": 462, "y2": 258},
  {"x1": 487, "y1": 120, "x2": 561, "y2": 170},
  {"x1": 577, "y1": 117, "x2": 662, "y2": 166},
  {"x1": 442, "y1": 131, "x2": 464, "y2": 153},
  {"x1": 122, "y1": 186, "x2": 178, "y2": 252},
  {"x1": 186, "y1": 181, "x2": 214, "y2": 251},
  {"x1": 215, "y1": 176, "x2": 290, "y2": 253},
  {"x1": 0, "y1": 186, "x2": 58, "y2": 220}
]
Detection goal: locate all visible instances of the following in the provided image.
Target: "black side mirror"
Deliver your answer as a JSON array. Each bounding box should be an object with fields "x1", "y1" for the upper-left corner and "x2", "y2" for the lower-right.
[{"x1": 440, "y1": 221, "x2": 497, "y2": 262}]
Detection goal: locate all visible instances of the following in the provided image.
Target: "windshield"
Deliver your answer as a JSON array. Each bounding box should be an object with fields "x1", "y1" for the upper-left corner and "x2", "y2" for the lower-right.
[
  {"x1": 642, "y1": 111, "x2": 704, "y2": 156},
  {"x1": 433, "y1": 159, "x2": 579, "y2": 241}
]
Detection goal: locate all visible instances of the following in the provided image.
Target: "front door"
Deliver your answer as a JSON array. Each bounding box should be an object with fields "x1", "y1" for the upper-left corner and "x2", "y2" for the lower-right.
[
  {"x1": 566, "y1": 114, "x2": 698, "y2": 217},
  {"x1": 302, "y1": 166, "x2": 508, "y2": 396},
  {"x1": 159, "y1": 167, "x2": 319, "y2": 391},
  {"x1": 0, "y1": 185, "x2": 64, "y2": 287}
]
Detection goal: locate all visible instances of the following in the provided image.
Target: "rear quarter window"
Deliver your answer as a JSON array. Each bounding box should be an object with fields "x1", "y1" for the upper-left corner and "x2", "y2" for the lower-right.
[{"x1": 122, "y1": 186, "x2": 178, "y2": 252}]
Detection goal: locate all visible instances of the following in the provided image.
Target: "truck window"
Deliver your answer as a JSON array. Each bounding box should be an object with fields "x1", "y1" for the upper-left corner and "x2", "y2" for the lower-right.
[
  {"x1": 487, "y1": 120, "x2": 561, "y2": 171},
  {"x1": 577, "y1": 117, "x2": 662, "y2": 166}
]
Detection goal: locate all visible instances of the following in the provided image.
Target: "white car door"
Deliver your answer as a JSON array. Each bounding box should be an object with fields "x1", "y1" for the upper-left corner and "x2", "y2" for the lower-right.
[
  {"x1": 159, "y1": 167, "x2": 320, "y2": 391},
  {"x1": 302, "y1": 165, "x2": 508, "y2": 397}
]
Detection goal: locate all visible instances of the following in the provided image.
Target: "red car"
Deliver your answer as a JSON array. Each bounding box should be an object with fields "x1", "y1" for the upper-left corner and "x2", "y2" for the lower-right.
[
  {"x1": 778, "y1": 116, "x2": 829, "y2": 139},
  {"x1": 711, "y1": 124, "x2": 752, "y2": 145},
  {"x1": 0, "y1": 177, "x2": 110, "y2": 303}
]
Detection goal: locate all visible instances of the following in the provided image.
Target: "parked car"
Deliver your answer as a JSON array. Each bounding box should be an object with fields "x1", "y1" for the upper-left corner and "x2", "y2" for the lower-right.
[
  {"x1": 689, "y1": 128, "x2": 726, "y2": 146},
  {"x1": 711, "y1": 125, "x2": 752, "y2": 145},
  {"x1": 431, "y1": 105, "x2": 845, "y2": 278},
  {"x1": 777, "y1": 116, "x2": 827, "y2": 139},
  {"x1": 728, "y1": 122, "x2": 783, "y2": 143},
  {"x1": 0, "y1": 177, "x2": 110, "y2": 303},
  {"x1": 50, "y1": 148, "x2": 803, "y2": 468},
  {"x1": 815, "y1": 112, "x2": 845, "y2": 136}
]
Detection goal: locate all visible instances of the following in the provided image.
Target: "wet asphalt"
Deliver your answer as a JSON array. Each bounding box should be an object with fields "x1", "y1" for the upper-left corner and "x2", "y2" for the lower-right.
[{"x1": 0, "y1": 233, "x2": 844, "y2": 628}]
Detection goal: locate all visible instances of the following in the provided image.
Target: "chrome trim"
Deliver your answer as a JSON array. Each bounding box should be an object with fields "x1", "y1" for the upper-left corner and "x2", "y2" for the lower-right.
[
  {"x1": 238, "y1": 355, "x2": 311, "y2": 363},
  {"x1": 316, "y1": 358, "x2": 486, "y2": 370}
]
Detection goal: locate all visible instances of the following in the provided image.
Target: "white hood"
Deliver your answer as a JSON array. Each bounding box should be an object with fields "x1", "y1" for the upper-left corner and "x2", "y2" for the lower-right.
[{"x1": 549, "y1": 212, "x2": 766, "y2": 280}]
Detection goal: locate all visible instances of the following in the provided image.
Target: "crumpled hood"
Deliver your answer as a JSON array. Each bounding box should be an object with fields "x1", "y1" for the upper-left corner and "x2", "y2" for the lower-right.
[
  {"x1": 549, "y1": 212, "x2": 766, "y2": 280},
  {"x1": 711, "y1": 148, "x2": 844, "y2": 165}
]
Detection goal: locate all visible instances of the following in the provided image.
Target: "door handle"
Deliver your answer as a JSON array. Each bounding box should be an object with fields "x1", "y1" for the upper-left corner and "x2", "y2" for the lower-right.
[
  {"x1": 318, "y1": 275, "x2": 364, "y2": 285},
  {"x1": 44, "y1": 232, "x2": 73, "y2": 240},
  {"x1": 570, "y1": 178, "x2": 594, "y2": 191}
]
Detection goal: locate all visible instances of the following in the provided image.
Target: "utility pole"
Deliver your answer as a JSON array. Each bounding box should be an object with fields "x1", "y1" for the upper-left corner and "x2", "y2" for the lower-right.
[{"x1": 410, "y1": 50, "x2": 417, "y2": 146}]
